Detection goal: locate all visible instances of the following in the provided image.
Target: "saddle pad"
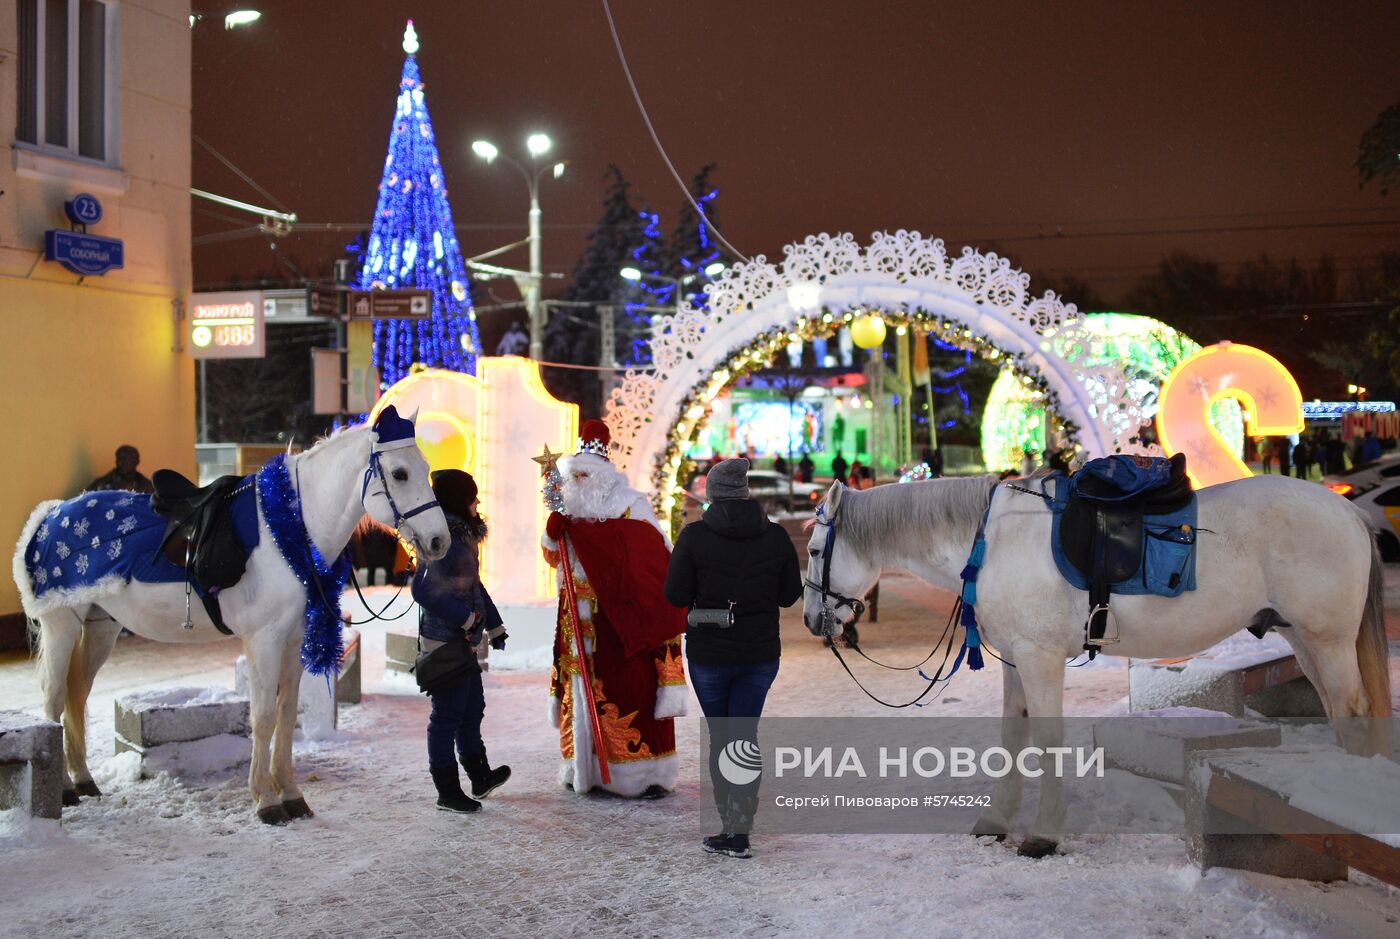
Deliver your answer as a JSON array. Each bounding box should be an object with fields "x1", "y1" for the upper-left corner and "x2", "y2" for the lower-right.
[
  {"x1": 1049, "y1": 475, "x2": 1199, "y2": 598},
  {"x1": 20, "y1": 482, "x2": 259, "y2": 615}
]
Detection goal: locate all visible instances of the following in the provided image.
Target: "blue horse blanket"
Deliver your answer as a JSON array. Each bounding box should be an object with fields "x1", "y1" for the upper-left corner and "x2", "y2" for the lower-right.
[
  {"x1": 1047, "y1": 474, "x2": 1199, "y2": 598},
  {"x1": 18, "y1": 481, "x2": 259, "y2": 616}
]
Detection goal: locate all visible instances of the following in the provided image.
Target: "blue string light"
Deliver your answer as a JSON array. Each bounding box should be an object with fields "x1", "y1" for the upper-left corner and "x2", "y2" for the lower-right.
[
  {"x1": 623, "y1": 209, "x2": 669, "y2": 367},
  {"x1": 356, "y1": 40, "x2": 479, "y2": 387}
]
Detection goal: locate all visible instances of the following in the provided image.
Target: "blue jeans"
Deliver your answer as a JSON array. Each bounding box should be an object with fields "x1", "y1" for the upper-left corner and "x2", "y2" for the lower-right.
[
  {"x1": 689, "y1": 659, "x2": 779, "y2": 834},
  {"x1": 689, "y1": 659, "x2": 780, "y2": 719},
  {"x1": 426, "y1": 668, "x2": 484, "y2": 770}
]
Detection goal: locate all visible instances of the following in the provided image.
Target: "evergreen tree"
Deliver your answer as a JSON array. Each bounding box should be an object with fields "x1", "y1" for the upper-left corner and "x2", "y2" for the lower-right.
[
  {"x1": 619, "y1": 206, "x2": 670, "y2": 366},
  {"x1": 355, "y1": 21, "x2": 479, "y2": 388},
  {"x1": 543, "y1": 165, "x2": 643, "y2": 413},
  {"x1": 667, "y1": 162, "x2": 728, "y2": 309}
]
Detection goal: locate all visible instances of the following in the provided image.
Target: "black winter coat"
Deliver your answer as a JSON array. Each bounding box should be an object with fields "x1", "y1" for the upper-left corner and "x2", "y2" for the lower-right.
[{"x1": 664, "y1": 498, "x2": 803, "y2": 666}]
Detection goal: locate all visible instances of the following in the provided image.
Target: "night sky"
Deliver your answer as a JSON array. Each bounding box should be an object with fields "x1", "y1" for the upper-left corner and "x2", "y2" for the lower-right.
[{"x1": 192, "y1": 1, "x2": 1400, "y2": 314}]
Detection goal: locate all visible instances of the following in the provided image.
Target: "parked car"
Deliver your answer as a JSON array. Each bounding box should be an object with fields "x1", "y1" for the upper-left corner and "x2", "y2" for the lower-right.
[
  {"x1": 1342, "y1": 475, "x2": 1400, "y2": 562},
  {"x1": 688, "y1": 468, "x2": 824, "y2": 514},
  {"x1": 1323, "y1": 452, "x2": 1400, "y2": 498}
]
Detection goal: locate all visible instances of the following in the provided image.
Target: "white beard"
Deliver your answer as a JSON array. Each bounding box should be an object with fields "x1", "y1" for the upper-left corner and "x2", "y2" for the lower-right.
[{"x1": 560, "y1": 456, "x2": 637, "y2": 521}]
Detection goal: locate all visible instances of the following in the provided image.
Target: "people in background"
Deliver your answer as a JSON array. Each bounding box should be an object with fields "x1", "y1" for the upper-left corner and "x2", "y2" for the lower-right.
[
  {"x1": 1362, "y1": 430, "x2": 1383, "y2": 464},
  {"x1": 797, "y1": 452, "x2": 814, "y2": 483},
  {"x1": 846, "y1": 460, "x2": 863, "y2": 488},
  {"x1": 830, "y1": 450, "x2": 849, "y2": 483},
  {"x1": 1257, "y1": 437, "x2": 1273, "y2": 474},
  {"x1": 664, "y1": 458, "x2": 802, "y2": 859},
  {"x1": 773, "y1": 454, "x2": 789, "y2": 477},
  {"x1": 1293, "y1": 438, "x2": 1311, "y2": 479},
  {"x1": 86, "y1": 445, "x2": 154, "y2": 494},
  {"x1": 1324, "y1": 433, "x2": 1345, "y2": 475},
  {"x1": 1276, "y1": 436, "x2": 1292, "y2": 477},
  {"x1": 495, "y1": 321, "x2": 529, "y2": 357}
]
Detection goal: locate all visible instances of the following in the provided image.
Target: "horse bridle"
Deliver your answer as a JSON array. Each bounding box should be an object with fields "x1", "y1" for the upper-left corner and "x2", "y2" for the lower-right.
[
  {"x1": 360, "y1": 449, "x2": 440, "y2": 532},
  {"x1": 805, "y1": 500, "x2": 867, "y2": 634}
]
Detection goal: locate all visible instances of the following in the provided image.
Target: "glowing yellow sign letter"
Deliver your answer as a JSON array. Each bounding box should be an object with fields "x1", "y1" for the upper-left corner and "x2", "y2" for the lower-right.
[{"x1": 1156, "y1": 342, "x2": 1303, "y2": 488}]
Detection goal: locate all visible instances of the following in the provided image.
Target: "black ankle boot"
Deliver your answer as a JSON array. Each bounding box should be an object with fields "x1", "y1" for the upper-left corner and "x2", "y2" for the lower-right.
[
  {"x1": 430, "y1": 766, "x2": 480, "y2": 814},
  {"x1": 462, "y1": 751, "x2": 511, "y2": 799}
]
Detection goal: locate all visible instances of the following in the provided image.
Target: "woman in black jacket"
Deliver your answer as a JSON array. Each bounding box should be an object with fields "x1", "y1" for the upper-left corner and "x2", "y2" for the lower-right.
[{"x1": 664, "y1": 458, "x2": 802, "y2": 858}]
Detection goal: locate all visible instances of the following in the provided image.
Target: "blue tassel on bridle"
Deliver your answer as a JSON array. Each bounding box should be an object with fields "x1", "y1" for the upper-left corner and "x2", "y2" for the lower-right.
[{"x1": 956, "y1": 495, "x2": 996, "y2": 671}]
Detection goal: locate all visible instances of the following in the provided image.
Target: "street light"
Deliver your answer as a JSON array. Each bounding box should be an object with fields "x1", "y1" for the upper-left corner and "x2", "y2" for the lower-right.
[
  {"x1": 224, "y1": 9, "x2": 261, "y2": 29},
  {"x1": 471, "y1": 135, "x2": 568, "y2": 361}
]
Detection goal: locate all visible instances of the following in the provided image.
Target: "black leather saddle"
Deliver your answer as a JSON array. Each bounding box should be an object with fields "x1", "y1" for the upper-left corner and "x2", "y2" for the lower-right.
[
  {"x1": 1059, "y1": 453, "x2": 1193, "y2": 651},
  {"x1": 151, "y1": 470, "x2": 250, "y2": 634}
]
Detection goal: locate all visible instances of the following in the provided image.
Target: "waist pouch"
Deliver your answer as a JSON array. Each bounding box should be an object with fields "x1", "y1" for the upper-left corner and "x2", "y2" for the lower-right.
[{"x1": 414, "y1": 637, "x2": 477, "y2": 695}]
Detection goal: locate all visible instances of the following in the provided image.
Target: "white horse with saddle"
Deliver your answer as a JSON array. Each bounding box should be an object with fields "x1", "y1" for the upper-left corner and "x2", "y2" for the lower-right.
[
  {"x1": 802, "y1": 465, "x2": 1390, "y2": 858},
  {"x1": 12, "y1": 406, "x2": 448, "y2": 824}
]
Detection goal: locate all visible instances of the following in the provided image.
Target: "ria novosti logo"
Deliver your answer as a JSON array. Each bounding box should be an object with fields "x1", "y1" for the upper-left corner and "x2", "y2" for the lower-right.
[{"x1": 717, "y1": 739, "x2": 763, "y2": 785}]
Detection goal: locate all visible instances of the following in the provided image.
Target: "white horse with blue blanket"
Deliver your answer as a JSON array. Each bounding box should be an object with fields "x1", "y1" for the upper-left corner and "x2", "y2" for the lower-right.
[
  {"x1": 11, "y1": 407, "x2": 448, "y2": 824},
  {"x1": 802, "y1": 472, "x2": 1391, "y2": 857}
]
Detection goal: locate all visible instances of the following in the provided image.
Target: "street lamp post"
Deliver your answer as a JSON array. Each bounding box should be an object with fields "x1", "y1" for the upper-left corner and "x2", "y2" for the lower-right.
[{"x1": 472, "y1": 136, "x2": 566, "y2": 361}]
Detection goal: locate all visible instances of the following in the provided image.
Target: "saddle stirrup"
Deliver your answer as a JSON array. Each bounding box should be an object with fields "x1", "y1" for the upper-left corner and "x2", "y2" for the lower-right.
[{"x1": 182, "y1": 540, "x2": 195, "y2": 630}]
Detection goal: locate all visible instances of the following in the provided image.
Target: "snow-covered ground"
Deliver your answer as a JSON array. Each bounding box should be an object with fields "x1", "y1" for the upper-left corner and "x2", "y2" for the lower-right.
[{"x1": 2, "y1": 570, "x2": 1399, "y2": 938}]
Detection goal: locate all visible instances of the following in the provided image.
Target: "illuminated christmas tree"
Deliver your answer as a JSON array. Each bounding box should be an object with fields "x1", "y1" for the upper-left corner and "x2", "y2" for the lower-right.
[
  {"x1": 356, "y1": 20, "x2": 479, "y2": 387},
  {"x1": 668, "y1": 162, "x2": 727, "y2": 310},
  {"x1": 621, "y1": 207, "x2": 670, "y2": 366}
]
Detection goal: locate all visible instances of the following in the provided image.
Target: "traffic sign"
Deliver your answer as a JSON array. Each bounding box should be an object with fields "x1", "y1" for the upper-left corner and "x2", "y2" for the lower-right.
[
  {"x1": 347, "y1": 289, "x2": 431, "y2": 320},
  {"x1": 307, "y1": 286, "x2": 342, "y2": 318}
]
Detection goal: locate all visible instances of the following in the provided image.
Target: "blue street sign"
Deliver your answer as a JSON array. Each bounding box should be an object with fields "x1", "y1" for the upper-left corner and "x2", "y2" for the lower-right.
[
  {"x1": 45, "y1": 230, "x2": 124, "y2": 276},
  {"x1": 64, "y1": 193, "x2": 103, "y2": 226}
]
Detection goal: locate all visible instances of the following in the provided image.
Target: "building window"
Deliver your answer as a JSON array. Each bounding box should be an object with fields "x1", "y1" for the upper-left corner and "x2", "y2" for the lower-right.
[{"x1": 15, "y1": 0, "x2": 116, "y2": 163}]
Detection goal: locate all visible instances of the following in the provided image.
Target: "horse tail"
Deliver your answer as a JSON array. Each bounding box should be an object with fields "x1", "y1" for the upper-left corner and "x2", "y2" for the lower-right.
[{"x1": 1357, "y1": 534, "x2": 1392, "y2": 720}]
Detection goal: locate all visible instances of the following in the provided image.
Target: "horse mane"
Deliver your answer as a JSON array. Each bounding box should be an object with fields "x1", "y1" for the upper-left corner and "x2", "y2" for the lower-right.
[{"x1": 839, "y1": 475, "x2": 998, "y2": 559}]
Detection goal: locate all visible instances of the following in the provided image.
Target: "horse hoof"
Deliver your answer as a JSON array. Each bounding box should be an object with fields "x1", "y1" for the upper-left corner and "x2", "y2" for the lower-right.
[
  {"x1": 76, "y1": 780, "x2": 102, "y2": 799},
  {"x1": 283, "y1": 797, "x2": 315, "y2": 819},
  {"x1": 1017, "y1": 836, "x2": 1059, "y2": 859},
  {"x1": 62, "y1": 789, "x2": 80, "y2": 807},
  {"x1": 257, "y1": 804, "x2": 292, "y2": 826}
]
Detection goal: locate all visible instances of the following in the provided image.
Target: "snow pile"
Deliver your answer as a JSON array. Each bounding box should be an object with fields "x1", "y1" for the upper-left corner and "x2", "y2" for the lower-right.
[
  {"x1": 0, "y1": 808, "x2": 65, "y2": 847},
  {"x1": 1207, "y1": 746, "x2": 1400, "y2": 848},
  {"x1": 138, "y1": 733, "x2": 254, "y2": 779},
  {"x1": 118, "y1": 685, "x2": 244, "y2": 712}
]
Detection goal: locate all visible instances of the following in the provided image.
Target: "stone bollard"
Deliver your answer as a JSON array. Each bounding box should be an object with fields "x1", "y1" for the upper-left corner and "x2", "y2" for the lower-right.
[
  {"x1": 1185, "y1": 748, "x2": 1349, "y2": 882},
  {"x1": 1093, "y1": 708, "x2": 1282, "y2": 788},
  {"x1": 0, "y1": 711, "x2": 64, "y2": 819},
  {"x1": 114, "y1": 688, "x2": 251, "y2": 778},
  {"x1": 385, "y1": 631, "x2": 418, "y2": 675},
  {"x1": 1129, "y1": 652, "x2": 1325, "y2": 718},
  {"x1": 338, "y1": 627, "x2": 362, "y2": 704}
]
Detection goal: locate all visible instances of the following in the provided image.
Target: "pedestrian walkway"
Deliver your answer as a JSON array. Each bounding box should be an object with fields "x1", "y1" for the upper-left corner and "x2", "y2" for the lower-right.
[{"x1": 1, "y1": 572, "x2": 1398, "y2": 937}]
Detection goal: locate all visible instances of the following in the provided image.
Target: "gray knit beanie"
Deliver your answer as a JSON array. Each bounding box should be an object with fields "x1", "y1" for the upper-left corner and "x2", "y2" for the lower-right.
[{"x1": 706, "y1": 458, "x2": 751, "y2": 501}]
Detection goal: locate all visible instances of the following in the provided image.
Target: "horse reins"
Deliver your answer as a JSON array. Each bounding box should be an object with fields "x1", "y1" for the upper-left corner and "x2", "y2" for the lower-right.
[
  {"x1": 808, "y1": 498, "x2": 980, "y2": 707},
  {"x1": 296, "y1": 453, "x2": 437, "y2": 626}
]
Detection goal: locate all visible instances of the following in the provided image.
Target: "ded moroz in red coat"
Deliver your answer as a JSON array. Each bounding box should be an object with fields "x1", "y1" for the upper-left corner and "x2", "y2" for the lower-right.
[{"x1": 542, "y1": 499, "x2": 687, "y2": 797}]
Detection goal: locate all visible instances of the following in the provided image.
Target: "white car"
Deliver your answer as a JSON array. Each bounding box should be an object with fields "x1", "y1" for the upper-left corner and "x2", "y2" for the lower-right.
[
  {"x1": 688, "y1": 468, "x2": 825, "y2": 514},
  {"x1": 1324, "y1": 452, "x2": 1400, "y2": 497},
  {"x1": 1342, "y1": 476, "x2": 1400, "y2": 562}
]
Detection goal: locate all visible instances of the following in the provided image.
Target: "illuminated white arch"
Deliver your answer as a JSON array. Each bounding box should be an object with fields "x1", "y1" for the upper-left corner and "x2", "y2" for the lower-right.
[{"x1": 603, "y1": 231, "x2": 1148, "y2": 515}]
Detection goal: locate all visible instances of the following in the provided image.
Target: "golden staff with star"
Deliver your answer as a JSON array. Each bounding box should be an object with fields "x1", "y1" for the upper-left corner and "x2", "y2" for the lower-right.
[{"x1": 534, "y1": 443, "x2": 565, "y2": 512}]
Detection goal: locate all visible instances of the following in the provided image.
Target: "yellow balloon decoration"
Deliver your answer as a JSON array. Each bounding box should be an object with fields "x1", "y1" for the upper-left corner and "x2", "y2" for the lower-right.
[{"x1": 850, "y1": 313, "x2": 887, "y2": 349}]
